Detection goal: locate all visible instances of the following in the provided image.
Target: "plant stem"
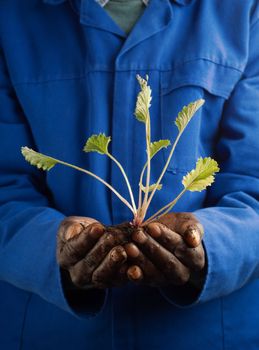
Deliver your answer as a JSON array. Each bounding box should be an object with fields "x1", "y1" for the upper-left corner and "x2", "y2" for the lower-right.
[
  {"x1": 137, "y1": 162, "x2": 147, "y2": 210},
  {"x1": 142, "y1": 131, "x2": 183, "y2": 217},
  {"x1": 143, "y1": 188, "x2": 187, "y2": 225},
  {"x1": 107, "y1": 152, "x2": 137, "y2": 213},
  {"x1": 55, "y1": 159, "x2": 135, "y2": 214},
  {"x1": 141, "y1": 113, "x2": 151, "y2": 221}
]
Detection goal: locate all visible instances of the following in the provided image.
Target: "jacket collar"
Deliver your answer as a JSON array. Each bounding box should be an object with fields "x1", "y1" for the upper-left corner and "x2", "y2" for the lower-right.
[
  {"x1": 43, "y1": 0, "x2": 195, "y2": 6},
  {"x1": 42, "y1": 0, "x2": 192, "y2": 55}
]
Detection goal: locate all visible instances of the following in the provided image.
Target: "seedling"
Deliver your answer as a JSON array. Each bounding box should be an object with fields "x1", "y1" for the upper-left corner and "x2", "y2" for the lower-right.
[{"x1": 21, "y1": 75, "x2": 219, "y2": 227}]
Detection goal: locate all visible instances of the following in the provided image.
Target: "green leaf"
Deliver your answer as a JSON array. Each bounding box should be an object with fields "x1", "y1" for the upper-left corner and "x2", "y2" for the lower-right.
[
  {"x1": 21, "y1": 147, "x2": 58, "y2": 171},
  {"x1": 175, "y1": 99, "x2": 205, "y2": 133},
  {"x1": 140, "y1": 183, "x2": 162, "y2": 193},
  {"x1": 150, "y1": 139, "x2": 171, "y2": 159},
  {"x1": 182, "y1": 157, "x2": 220, "y2": 192},
  {"x1": 83, "y1": 133, "x2": 111, "y2": 155},
  {"x1": 134, "y1": 75, "x2": 152, "y2": 123}
]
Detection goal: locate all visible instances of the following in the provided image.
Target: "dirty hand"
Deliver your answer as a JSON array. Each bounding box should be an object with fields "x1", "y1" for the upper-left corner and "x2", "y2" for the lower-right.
[
  {"x1": 125, "y1": 213, "x2": 206, "y2": 287},
  {"x1": 57, "y1": 216, "x2": 129, "y2": 289}
]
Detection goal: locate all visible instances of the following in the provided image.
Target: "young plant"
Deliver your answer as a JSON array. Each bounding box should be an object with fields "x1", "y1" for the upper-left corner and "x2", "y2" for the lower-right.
[{"x1": 21, "y1": 75, "x2": 219, "y2": 227}]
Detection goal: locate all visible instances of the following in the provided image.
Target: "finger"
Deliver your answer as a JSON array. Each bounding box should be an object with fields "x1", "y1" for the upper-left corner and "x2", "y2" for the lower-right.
[
  {"x1": 124, "y1": 242, "x2": 140, "y2": 258},
  {"x1": 91, "y1": 246, "x2": 127, "y2": 288},
  {"x1": 145, "y1": 222, "x2": 205, "y2": 272},
  {"x1": 174, "y1": 242, "x2": 205, "y2": 271},
  {"x1": 125, "y1": 243, "x2": 167, "y2": 286},
  {"x1": 58, "y1": 216, "x2": 99, "y2": 241},
  {"x1": 182, "y1": 224, "x2": 203, "y2": 248},
  {"x1": 57, "y1": 217, "x2": 100, "y2": 255},
  {"x1": 158, "y1": 213, "x2": 204, "y2": 248},
  {"x1": 57, "y1": 222, "x2": 104, "y2": 269},
  {"x1": 132, "y1": 229, "x2": 190, "y2": 285},
  {"x1": 69, "y1": 231, "x2": 128, "y2": 286},
  {"x1": 145, "y1": 222, "x2": 182, "y2": 253},
  {"x1": 112, "y1": 262, "x2": 130, "y2": 287}
]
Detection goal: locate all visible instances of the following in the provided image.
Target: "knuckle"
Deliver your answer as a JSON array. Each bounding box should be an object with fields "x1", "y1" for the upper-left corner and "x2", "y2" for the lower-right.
[
  {"x1": 166, "y1": 259, "x2": 190, "y2": 285},
  {"x1": 193, "y1": 251, "x2": 205, "y2": 270},
  {"x1": 174, "y1": 268, "x2": 190, "y2": 285},
  {"x1": 70, "y1": 271, "x2": 84, "y2": 287},
  {"x1": 70, "y1": 266, "x2": 90, "y2": 287},
  {"x1": 177, "y1": 271, "x2": 191, "y2": 285}
]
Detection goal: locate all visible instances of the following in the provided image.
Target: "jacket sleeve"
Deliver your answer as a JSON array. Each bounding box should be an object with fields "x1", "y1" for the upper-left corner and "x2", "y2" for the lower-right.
[
  {"x1": 160, "y1": 18, "x2": 259, "y2": 305},
  {"x1": 0, "y1": 42, "x2": 106, "y2": 318}
]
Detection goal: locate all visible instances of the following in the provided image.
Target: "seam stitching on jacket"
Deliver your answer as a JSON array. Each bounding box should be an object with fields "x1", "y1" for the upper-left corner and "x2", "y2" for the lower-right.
[
  {"x1": 11, "y1": 59, "x2": 243, "y2": 86},
  {"x1": 19, "y1": 293, "x2": 32, "y2": 350},
  {"x1": 162, "y1": 57, "x2": 243, "y2": 73},
  {"x1": 161, "y1": 78, "x2": 232, "y2": 99}
]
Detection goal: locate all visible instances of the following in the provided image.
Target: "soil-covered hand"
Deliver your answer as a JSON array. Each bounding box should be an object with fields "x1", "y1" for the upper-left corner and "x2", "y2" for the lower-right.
[
  {"x1": 125, "y1": 213, "x2": 206, "y2": 287},
  {"x1": 57, "y1": 216, "x2": 130, "y2": 289}
]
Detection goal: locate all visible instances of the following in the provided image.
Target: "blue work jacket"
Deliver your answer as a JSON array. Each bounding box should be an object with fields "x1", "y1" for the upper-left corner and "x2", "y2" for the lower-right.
[{"x1": 0, "y1": 0, "x2": 259, "y2": 349}]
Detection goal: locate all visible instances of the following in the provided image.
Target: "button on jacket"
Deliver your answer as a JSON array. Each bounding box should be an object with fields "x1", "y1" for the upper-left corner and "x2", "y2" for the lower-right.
[{"x1": 0, "y1": 1, "x2": 259, "y2": 349}]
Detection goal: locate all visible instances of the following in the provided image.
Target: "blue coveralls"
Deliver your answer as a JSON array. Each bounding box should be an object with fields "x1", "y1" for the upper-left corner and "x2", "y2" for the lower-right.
[{"x1": 0, "y1": 0, "x2": 259, "y2": 349}]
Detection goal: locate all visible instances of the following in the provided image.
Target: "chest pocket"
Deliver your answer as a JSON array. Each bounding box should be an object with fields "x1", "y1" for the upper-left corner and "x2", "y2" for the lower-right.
[{"x1": 160, "y1": 59, "x2": 242, "y2": 173}]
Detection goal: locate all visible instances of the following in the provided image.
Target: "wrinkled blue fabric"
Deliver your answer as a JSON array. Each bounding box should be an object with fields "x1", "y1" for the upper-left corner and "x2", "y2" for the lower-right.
[{"x1": 0, "y1": 0, "x2": 259, "y2": 349}]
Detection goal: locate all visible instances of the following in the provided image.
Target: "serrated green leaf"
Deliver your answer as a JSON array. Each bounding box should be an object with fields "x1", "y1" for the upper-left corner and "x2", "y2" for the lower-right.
[
  {"x1": 140, "y1": 183, "x2": 162, "y2": 193},
  {"x1": 175, "y1": 99, "x2": 205, "y2": 133},
  {"x1": 182, "y1": 157, "x2": 220, "y2": 192},
  {"x1": 150, "y1": 139, "x2": 171, "y2": 159},
  {"x1": 134, "y1": 75, "x2": 152, "y2": 123},
  {"x1": 21, "y1": 147, "x2": 57, "y2": 171},
  {"x1": 83, "y1": 133, "x2": 111, "y2": 155}
]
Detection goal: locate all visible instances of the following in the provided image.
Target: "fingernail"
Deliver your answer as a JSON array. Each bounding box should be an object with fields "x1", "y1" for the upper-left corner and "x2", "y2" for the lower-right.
[
  {"x1": 127, "y1": 265, "x2": 143, "y2": 280},
  {"x1": 90, "y1": 223, "x2": 104, "y2": 238},
  {"x1": 65, "y1": 223, "x2": 83, "y2": 240},
  {"x1": 147, "y1": 222, "x2": 161, "y2": 238},
  {"x1": 110, "y1": 247, "x2": 127, "y2": 262},
  {"x1": 124, "y1": 243, "x2": 140, "y2": 258},
  {"x1": 184, "y1": 227, "x2": 201, "y2": 247},
  {"x1": 132, "y1": 229, "x2": 147, "y2": 244}
]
